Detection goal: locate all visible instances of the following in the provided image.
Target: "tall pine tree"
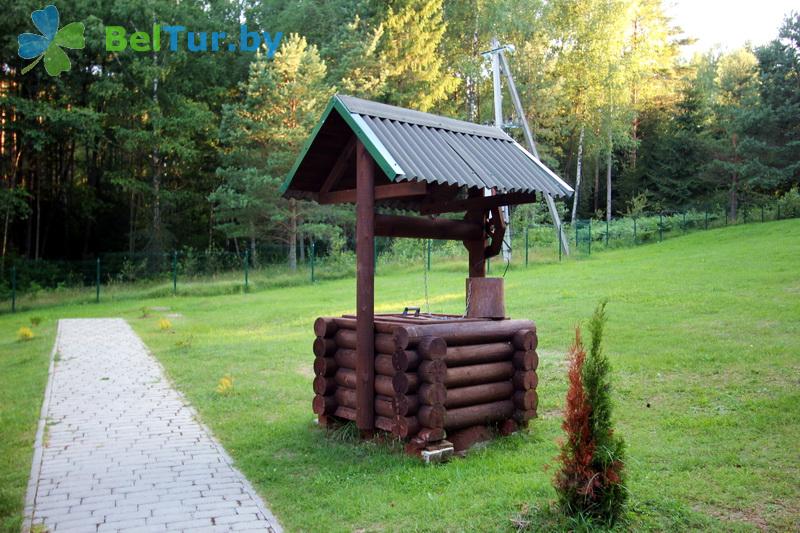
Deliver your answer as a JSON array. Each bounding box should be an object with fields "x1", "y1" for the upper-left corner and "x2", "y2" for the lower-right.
[{"x1": 210, "y1": 34, "x2": 334, "y2": 268}]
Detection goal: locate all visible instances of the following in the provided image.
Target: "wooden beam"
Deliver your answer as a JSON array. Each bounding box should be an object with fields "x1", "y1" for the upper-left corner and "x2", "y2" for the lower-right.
[
  {"x1": 320, "y1": 137, "x2": 356, "y2": 194},
  {"x1": 419, "y1": 191, "x2": 537, "y2": 215},
  {"x1": 375, "y1": 214, "x2": 483, "y2": 241},
  {"x1": 355, "y1": 140, "x2": 375, "y2": 434},
  {"x1": 318, "y1": 182, "x2": 427, "y2": 205},
  {"x1": 463, "y1": 189, "x2": 487, "y2": 277}
]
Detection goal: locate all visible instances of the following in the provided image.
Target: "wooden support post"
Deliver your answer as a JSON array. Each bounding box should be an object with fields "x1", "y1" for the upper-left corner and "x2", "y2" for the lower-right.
[
  {"x1": 356, "y1": 140, "x2": 375, "y2": 435},
  {"x1": 463, "y1": 188, "x2": 487, "y2": 278}
]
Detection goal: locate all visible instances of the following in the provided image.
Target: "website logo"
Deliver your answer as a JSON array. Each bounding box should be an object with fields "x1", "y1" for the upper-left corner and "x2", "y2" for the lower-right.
[
  {"x1": 17, "y1": 5, "x2": 85, "y2": 76},
  {"x1": 105, "y1": 25, "x2": 282, "y2": 56}
]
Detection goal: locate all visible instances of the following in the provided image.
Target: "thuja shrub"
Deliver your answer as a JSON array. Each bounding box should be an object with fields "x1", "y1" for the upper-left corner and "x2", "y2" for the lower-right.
[{"x1": 554, "y1": 301, "x2": 627, "y2": 525}]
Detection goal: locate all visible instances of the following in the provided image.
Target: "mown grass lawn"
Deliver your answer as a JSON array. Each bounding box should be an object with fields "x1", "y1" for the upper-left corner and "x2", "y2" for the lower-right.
[{"x1": 1, "y1": 219, "x2": 798, "y2": 532}]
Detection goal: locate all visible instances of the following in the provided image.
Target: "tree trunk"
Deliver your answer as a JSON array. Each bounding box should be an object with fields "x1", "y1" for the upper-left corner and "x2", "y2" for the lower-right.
[
  {"x1": 1, "y1": 209, "x2": 8, "y2": 265},
  {"x1": 606, "y1": 130, "x2": 613, "y2": 222},
  {"x1": 729, "y1": 135, "x2": 739, "y2": 222},
  {"x1": 150, "y1": 48, "x2": 163, "y2": 254},
  {"x1": 570, "y1": 126, "x2": 584, "y2": 225},
  {"x1": 631, "y1": 81, "x2": 638, "y2": 171},
  {"x1": 249, "y1": 221, "x2": 257, "y2": 264},
  {"x1": 128, "y1": 191, "x2": 136, "y2": 254},
  {"x1": 593, "y1": 150, "x2": 600, "y2": 213},
  {"x1": 35, "y1": 166, "x2": 41, "y2": 260},
  {"x1": 25, "y1": 188, "x2": 32, "y2": 258},
  {"x1": 299, "y1": 232, "x2": 305, "y2": 263},
  {"x1": 2, "y1": 150, "x2": 23, "y2": 266},
  {"x1": 288, "y1": 198, "x2": 298, "y2": 271},
  {"x1": 631, "y1": 116, "x2": 638, "y2": 171},
  {"x1": 466, "y1": 21, "x2": 479, "y2": 122},
  {"x1": 208, "y1": 206, "x2": 214, "y2": 249},
  {"x1": 152, "y1": 153, "x2": 161, "y2": 253}
]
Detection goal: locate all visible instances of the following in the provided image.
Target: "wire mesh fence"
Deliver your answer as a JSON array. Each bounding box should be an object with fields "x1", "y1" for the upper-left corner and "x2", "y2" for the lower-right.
[
  {"x1": 2, "y1": 197, "x2": 799, "y2": 313},
  {"x1": 520, "y1": 201, "x2": 798, "y2": 264}
]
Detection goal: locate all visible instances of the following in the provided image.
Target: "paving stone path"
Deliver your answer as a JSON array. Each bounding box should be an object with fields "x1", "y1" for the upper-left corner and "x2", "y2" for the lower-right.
[{"x1": 24, "y1": 318, "x2": 281, "y2": 533}]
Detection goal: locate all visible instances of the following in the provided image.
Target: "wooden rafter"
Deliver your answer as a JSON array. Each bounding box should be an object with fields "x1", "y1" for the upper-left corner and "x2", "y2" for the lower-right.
[
  {"x1": 418, "y1": 191, "x2": 536, "y2": 215},
  {"x1": 318, "y1": 182, "x2": 427, "y2": 205},
  {"x1": 320, "y1": 137, "x2": 356, "y2": 194}
]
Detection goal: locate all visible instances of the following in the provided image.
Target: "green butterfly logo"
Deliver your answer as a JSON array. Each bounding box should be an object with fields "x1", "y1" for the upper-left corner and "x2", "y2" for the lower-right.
[{"x1": 18, "y1": 5, "x2": 85, "y2": 76}]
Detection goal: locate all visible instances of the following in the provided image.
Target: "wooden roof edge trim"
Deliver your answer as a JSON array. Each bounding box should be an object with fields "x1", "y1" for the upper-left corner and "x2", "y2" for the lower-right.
[{"x1": 279, "y1": 96, "x2": 405, "y2": 196}]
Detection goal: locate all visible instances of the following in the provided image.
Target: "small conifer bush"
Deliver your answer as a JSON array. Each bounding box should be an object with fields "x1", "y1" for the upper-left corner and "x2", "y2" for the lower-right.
[{"x1": 554, "y1": 301, "x2": 627, "y2": 525}]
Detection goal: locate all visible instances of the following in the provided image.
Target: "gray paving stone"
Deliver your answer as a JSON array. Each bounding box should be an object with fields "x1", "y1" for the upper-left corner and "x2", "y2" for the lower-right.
[
  {"x1": 97, "y1": 517, "x2": 147, "y2": 530},
  {"x1": 165, "y1": 517, "x2": 215, "y2": 529},
  {"x1": 24, "y1": 319, "x2": 282, "y2": 533},
  {"x1": 52, "y1": 514, "x2": 104, "y2": 531},
  {"x1": 120, "y1": 525, "x2": 168, "y2": 533}
]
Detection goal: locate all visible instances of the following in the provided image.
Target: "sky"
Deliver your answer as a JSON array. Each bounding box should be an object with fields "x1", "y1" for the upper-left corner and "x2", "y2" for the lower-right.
[{"x1": 666, "y1": 0, "x2": 796, "y2": 57}]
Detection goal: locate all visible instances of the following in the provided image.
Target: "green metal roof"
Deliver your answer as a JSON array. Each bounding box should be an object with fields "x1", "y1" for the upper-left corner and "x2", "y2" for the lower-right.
[{"x1": 280, "y1": 95, "x2": 573, "y2": 198}]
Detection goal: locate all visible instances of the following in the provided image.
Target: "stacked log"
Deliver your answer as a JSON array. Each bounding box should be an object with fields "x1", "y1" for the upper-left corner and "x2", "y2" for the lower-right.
[
  {"x1": 312, "y1": 315, "x2": 538, "y2": 444},
  {"x1": 404, "y1": 336, "x2": 447, "y2": 442},
  {"x1": 510, "y1": 329, "x2": 539, "y2": 428}
]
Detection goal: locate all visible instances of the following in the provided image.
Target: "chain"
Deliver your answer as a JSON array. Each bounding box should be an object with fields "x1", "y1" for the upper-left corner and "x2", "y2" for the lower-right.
[
  {"x1": 502, "y1": 235, "x2": 512, "y2": 277},
  {"x1": 423, "y1": 240, "x2": 430, "y2": 315},
  {"x1": 463, "y1": 280, "x2": 472, "y2": 318}
]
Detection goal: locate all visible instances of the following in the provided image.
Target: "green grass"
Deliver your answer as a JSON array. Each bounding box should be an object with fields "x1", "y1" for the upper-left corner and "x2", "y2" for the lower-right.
[
  {"x1": 0, "y1": 320, "x2": 53, "y2": 532},
  {"x1": 1, "y1": 220, "x2": 798, "y2": 532}
]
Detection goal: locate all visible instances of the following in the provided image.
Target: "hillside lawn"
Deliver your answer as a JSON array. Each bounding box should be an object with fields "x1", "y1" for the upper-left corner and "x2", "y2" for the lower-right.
[{"x1": 1, "y1": 219, "x2": 798, "y2": 532}]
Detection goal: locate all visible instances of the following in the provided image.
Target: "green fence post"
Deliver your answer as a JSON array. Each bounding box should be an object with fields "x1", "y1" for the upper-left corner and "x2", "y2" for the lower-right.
[
  {"x1": 588, "y1": 219, "x2": 592, "y2": 255},
  {"x1": 725, "y1": 210, "x2": 728, "y2": 226},
  {"x1": 310, "y1": 240, "x2": 315, "y2": 283},
  {"x1": 743, "y1": 207, "x2": 748, "y2": 224},
  {"x1": 575, "y1": 222, "x2": 578, "y2": 252},
  {"x1": 558, "y1": 225, "x2": 562, "y2": 262},
  {"x1": 96, "y1": 257, "x2": 101, "y2": 303},
  {"x1": 244, "y1": 249, "x2": 249, "y2": 292},
  {"x1": 172, "y1": 251, "x2": 177, "y2": 295},
  {"x1": 761, "y1": 205, "x2": 765, "y2": 222},
  {"x1": 777, "y1": 204, "x2": 780, "y2": 220},
  {"x1": 705, "y1": 210, "x2": 708, "y2": 230},
  {"x1": 11, "y1": 265, "x2": 16, "y2": 313},
  {"x1": 524, "y1": 227, "x2": 529, "y2": 268},
  {"x1": 605, "y1": 218, "x2": 609, "y2": 246},
  {"x1": 659, "y1": 213, "x2": 663, "y2": 242},
  {"x1": 633, "y1": 218, "x2": 637, "y2": 245},
  {"x1": 682, "y1": 211, "x2": 686, "y2": 233},
  {"x1": 427, "y1": 239, "x2": 431, "y2": 271}
]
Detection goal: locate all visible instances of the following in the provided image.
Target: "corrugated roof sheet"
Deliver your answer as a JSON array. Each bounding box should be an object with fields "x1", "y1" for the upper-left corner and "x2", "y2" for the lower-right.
[{"x1": 281, "y1": 95, "x2": 573, "y2": 199}]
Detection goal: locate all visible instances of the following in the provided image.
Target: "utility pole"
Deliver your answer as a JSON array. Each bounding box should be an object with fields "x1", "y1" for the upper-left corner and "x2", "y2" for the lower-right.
[
  {"x1": 484, "y1": 38, "x2": 570, "y2": 255},
  {"x1": 490, "y1": 39, "x2": 512, "y2": 263}
]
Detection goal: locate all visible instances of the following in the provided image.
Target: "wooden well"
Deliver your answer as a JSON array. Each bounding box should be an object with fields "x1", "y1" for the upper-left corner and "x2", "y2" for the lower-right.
[{"x1": 281, "y1": 95, "x2": 572, "y2": 452}]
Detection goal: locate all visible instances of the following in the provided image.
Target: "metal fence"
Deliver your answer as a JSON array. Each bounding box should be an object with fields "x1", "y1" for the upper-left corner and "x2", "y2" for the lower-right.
[
  {"x1": 2, "y1": 198, "x2": 799, "y2": 313},
  {"x1": 521, "y1": 201, "x2": 799, "y2": 265}
]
